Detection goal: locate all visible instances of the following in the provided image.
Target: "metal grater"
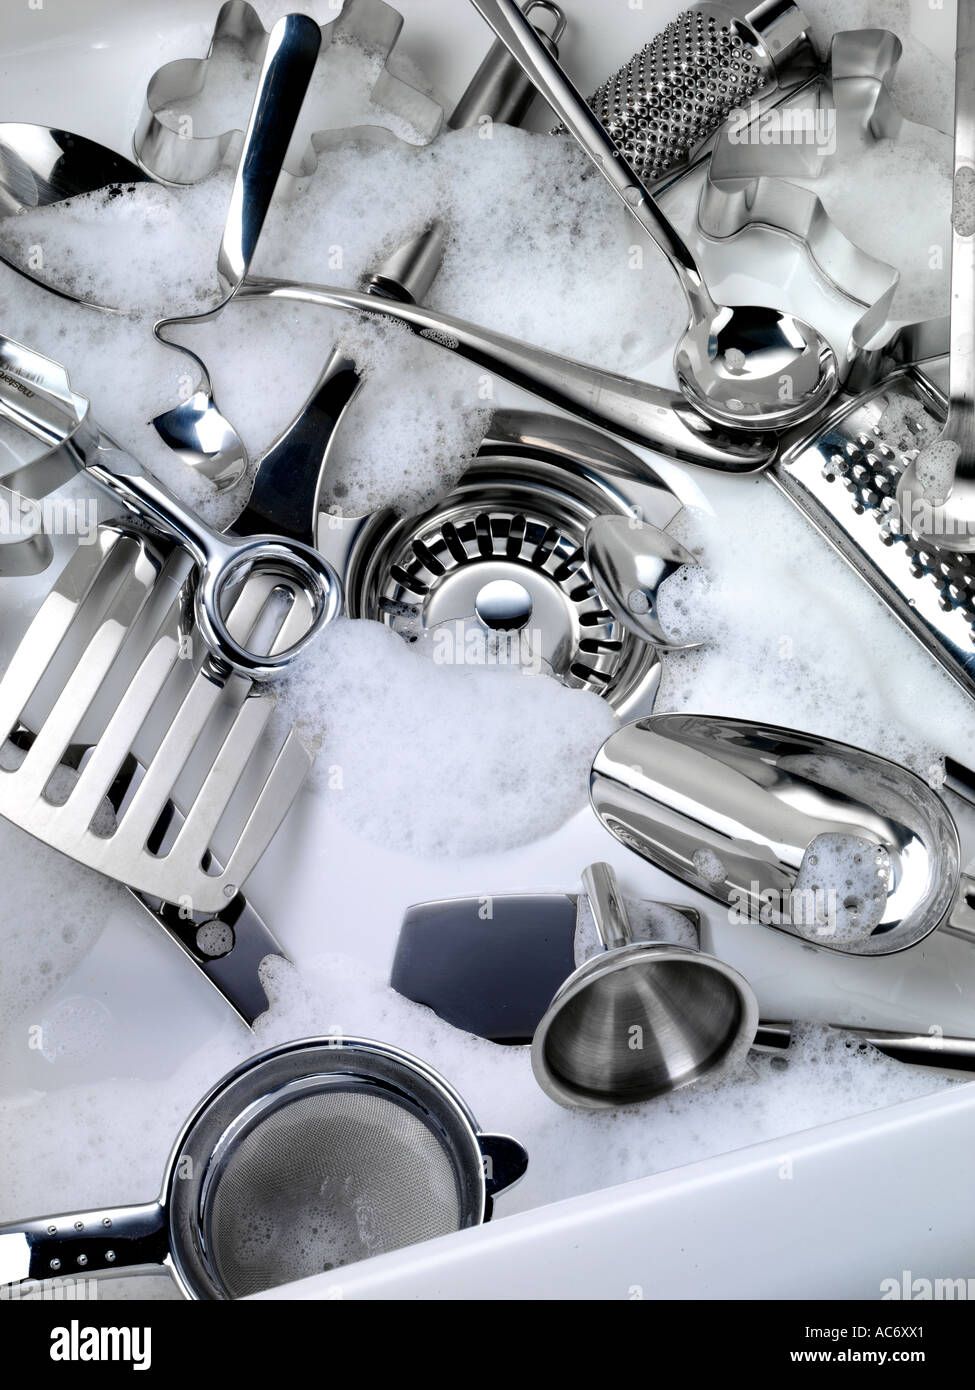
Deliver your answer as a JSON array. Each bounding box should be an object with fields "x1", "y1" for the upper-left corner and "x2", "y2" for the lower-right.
[
  {"x1": 0, "y1": 524, "x2": 312, "y2": 913},
  {"x1": 775, "y1": 367, "x2": 975, "y2": 702},
  {"x1": 553, "y1": 1, "x2": 817, "y2": 190}
]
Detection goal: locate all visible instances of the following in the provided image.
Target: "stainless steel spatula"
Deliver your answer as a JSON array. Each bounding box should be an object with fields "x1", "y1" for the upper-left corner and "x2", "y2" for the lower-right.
[{"x1": 0, "y1": 525, "x2": 311, "y2": 912}]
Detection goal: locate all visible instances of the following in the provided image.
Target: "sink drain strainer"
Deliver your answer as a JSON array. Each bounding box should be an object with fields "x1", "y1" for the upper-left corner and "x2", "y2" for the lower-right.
[{"x1": 322, "y1": 411, "x2": 685, "y2": 716}]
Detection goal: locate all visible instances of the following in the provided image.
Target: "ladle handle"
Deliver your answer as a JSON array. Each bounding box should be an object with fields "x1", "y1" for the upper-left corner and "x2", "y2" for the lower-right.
[
  {"x1": 582, "y1": 862, "x2": 633, "y2": 950},
  {"x1": 234, "y1": 226, "x2": 446, "y2": 542},
  {"x1": 237, "y1": 278, "x2": 774, "y2": 473},
  {"x1": 468, "y1": 0, "x2": 712, "y2": 317},
  {"x1": 217, "y1": 13, "x2": 322, "y2": 292},
  {"x1": 0, "y1": 1202, "x2": 167, "y2": 1289}
]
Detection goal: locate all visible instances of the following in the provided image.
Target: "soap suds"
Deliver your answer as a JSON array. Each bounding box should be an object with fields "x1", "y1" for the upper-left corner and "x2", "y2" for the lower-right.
[
  {"x1": 792, "y1": 833, "x2": 891, "y2": 943},
  {"x1": 806, "y1": 0, "x2": 954, "y2": 134},
  {"x1": 655, "y1": 486, "x2": 975, "y2": 777},
  {"x1": 786, "y1": 127, "x2": 952, "y2": 323},
  {"x1": 913, "y1": 437, "x2": 960, "y2": 502},
  {"x1": 0, "y1": 953, "x2": 954, "y2": 1296},
  {"x1": 692, "y1": 847, "x2": 727, "y2": 884},
  {"x1": 275, "y1": 619, "x2": 617, "y2": 857},
  {"x1": 0, "y1": 4, "x2": 964, "y2": 1300}
]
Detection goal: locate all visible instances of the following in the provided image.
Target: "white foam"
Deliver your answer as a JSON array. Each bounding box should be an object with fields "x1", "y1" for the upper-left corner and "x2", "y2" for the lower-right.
[
  {"x1": 914, "y1": 437, "x2": 960, "y2": 502},
  {"x1": 655, "y1": 486, "x2": 975, "y2": 776},
  {"x1": 693, "y1": 847, "x2": 727, "y2": 884},
  {"x1": 274, "y1": 618, "x2": 617, "y2": 857},
  {"x1": 878, "y1": 392, "x2": 943, "y2": 455},
  {"x1": 806, "y1": 0, "x2": 954, "y2": 134},
  {"x1": 0, "y1": 954, "x2": 953, "y2": 1266},
  {"x1": 0, "y1": 817, "x2": 124, "y2": 1025},
  {"x1": 787, "y1": 127, "x2": 952, "y2": 322},
  {"x1": 0, "y1": 123, "x2": 683, "y2": 520},
  {"x1": 792, "y1": 832, "x2": 891, "y2": 944},
  {"x1": 0, "y1": 6, "x2": 964, "y2": 1299}
]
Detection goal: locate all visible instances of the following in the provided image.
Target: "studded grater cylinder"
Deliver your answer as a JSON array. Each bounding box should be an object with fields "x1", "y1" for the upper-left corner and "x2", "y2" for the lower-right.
[{"x1": 557, "y1": 1, "x2": 818, "y2": 192}]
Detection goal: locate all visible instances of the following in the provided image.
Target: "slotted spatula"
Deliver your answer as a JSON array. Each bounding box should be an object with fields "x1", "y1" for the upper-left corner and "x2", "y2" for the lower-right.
[{"x1": 0, "y1": 522, "x2": 311, "y2": 912}]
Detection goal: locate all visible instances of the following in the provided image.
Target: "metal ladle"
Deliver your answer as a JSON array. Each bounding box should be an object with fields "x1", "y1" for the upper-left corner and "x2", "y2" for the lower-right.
[
  {"x1": 897, "y1": 0, "x2": 975, "y2": 549},
  {"x1": 590, "y1": 715, "x2": 961, "y2": 957},
  {"x1": 468, "y1": 0, "x2": 839, "y2": 431}
]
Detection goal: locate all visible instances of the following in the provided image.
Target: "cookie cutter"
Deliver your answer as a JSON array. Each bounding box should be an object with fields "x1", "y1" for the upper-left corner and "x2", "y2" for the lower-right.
[
  {"x1": 133, "y1": 0, "x2": 444, "y2": 488},
  {"x1": 134, "y1": 0, "x2": 443, "y2": 187},
  {"x1": 696, "y1": 28, "x2": 952, "y2": 382}
]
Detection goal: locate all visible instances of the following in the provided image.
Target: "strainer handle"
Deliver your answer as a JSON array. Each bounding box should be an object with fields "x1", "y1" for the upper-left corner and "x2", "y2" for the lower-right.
[
  {"x1": 478, "y1": 1133, "x2": 529, "y2": 1211},
  {"x1": 0, "y1": 1201, "x2": 167, "y2": 1290}
]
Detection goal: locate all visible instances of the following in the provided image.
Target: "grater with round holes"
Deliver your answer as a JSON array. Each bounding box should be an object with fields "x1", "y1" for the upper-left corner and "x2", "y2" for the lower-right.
[{"x1": 774, "y1": 363, "x2": 975, "y2": 706}]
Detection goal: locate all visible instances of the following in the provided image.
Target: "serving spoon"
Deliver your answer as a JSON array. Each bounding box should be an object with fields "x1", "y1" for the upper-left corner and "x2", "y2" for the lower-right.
[
  {"x1": 469, "y1": 0, "x2": 839, "y2": 432},
  {"x1": 590, "y1": 714, "x2": 962, "y2": 957}
]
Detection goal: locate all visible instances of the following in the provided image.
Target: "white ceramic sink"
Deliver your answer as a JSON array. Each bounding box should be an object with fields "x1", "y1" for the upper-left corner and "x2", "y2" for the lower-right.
[{"x1": 0, "y1": 0, "x2": 971, "y2": 1303}]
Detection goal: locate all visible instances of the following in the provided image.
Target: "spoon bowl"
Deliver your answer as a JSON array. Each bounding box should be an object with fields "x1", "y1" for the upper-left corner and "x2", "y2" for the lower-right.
[
  {"x1": 677, "y1": 303, "x2": 840, "y2": 430},
  {"x1": 590, "y1": 714, "x2": 960, "y2": 957},
  {"x1": 584, "y1": 513, "x2": 704, "y2": 650},
  {"x1": 470, "y1": 0, "x2": 839, "y2": 432},
  {"x1": 0, "y1": 124, "x2": 151, "y2": 309}
]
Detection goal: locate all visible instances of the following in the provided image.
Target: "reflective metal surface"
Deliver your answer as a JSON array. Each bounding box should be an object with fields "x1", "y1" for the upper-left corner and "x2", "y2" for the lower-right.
[
  {"x1": 6, "y1": 726, "x2": 288, "y2": 1028},
  {"x1": 0, "y1": 124, "x2": 151, "y2": 309},
  {"x1": 584, "y1": 513, "x2": 703, "y2": 650},
  {"x1": 392, "y1": 890, "x2": 578, "y2": 1045},
  {"x1": 560, "y1": 1, "x2": 818, "y2": 193},
  {"x1": 134, "y1": 0, "x2": 443, "y2": 186},
  {"x1": 0, "y1": 333, "x2": 342, "y2": 679},
  {"x1": 0, "y1": 527, "x2": 313, "y2": 913},
  {"x1": 774, "y1": 366, "x2": 975, "y2": 706},
  {"x1": 150, "y1": 13, "x2": 323, "y2": 489},
  {"x1": 450, "y1": 0, "x2": 566, "y2": 130},
  {"x1": 0, "y1": 1039, "x2": 527, "y2": 1299},
  {"x1": 238, "y1": 276, "x2": 775, "y2": 472},
  {"x1": 531, "y1": 862, "x2": 758, "y2": 1109},
  {"x1": 698, "y1": 29, "x2": 930, "y2": 381},
  {"x1": 591, "y1": 715, "x2": 961, "y2": 956},
  {"x1": 469, "y1": 0, "x2": 839, "y2": 431},
  {"x1": 897, "y1": 0, "x2": 975, "y2": 549},
  {"x1": 317, "y1": 408, "x2": 685, "y2": 715}
]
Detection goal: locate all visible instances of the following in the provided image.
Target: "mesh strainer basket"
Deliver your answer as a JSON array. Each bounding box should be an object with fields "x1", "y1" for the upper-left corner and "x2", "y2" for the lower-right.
[{"x1": 0, "y1": 1038, "x2": 528, "y2": 1299}]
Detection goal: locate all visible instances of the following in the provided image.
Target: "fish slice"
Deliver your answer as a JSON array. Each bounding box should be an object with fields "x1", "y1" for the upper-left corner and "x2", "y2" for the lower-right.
[
  {"x1": 6, "y1": 723, "x2": 286, "y2": 1027},
  {"x1": 0, "y1": 523, "x2": 311, "y2": 913}
]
